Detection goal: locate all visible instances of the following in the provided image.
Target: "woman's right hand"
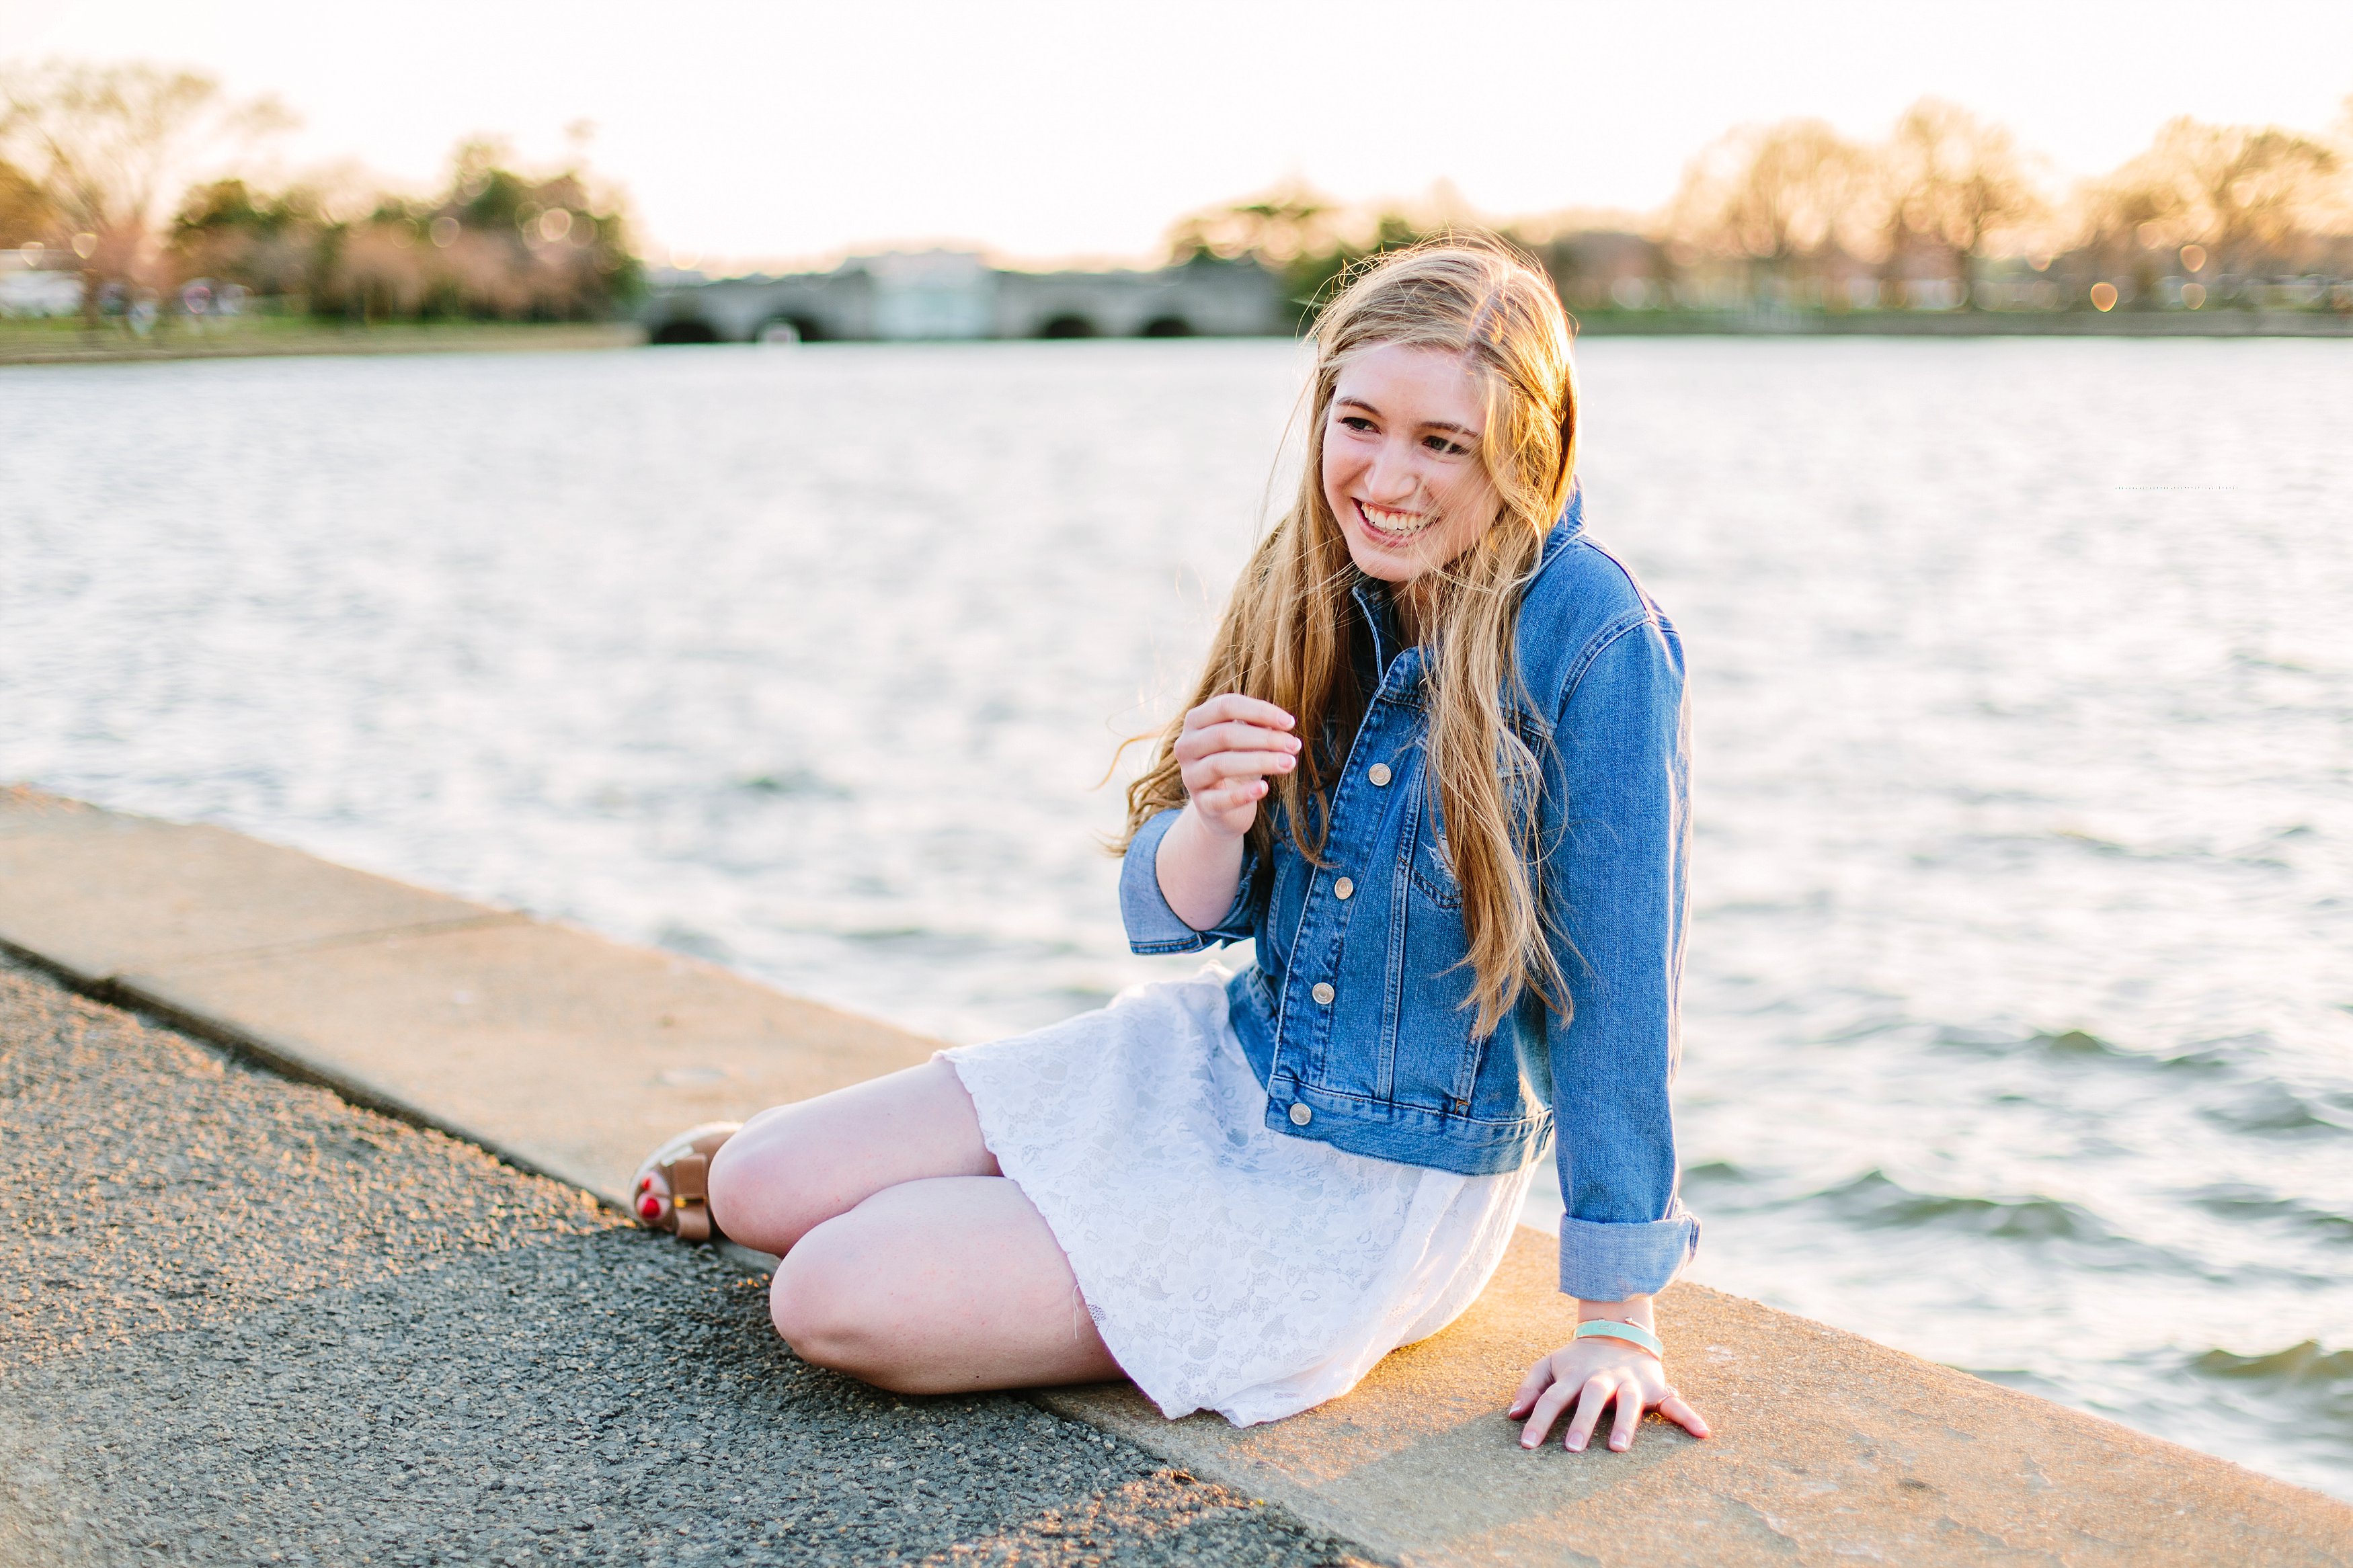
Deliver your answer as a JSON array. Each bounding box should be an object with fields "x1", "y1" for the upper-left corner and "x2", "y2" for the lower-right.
[{"x1": 1172, "y1": 694, "x2": 1300, "y2": 838}]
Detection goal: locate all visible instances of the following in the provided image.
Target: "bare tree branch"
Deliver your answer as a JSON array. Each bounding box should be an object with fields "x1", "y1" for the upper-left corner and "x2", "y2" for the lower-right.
[{"x1": 0, "y1": 60, "x2": 294, "y2": 284}]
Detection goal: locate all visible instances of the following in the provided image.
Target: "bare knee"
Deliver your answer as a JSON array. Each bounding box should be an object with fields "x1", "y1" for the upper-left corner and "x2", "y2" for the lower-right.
[
  {"x1": 708, "y1": 1061, "x2": 991, "y2": 1253},
  {"x1": 707, "y1": 1114, "x2": 828, "y2": 1253},
  {"x1": 768, "y1": 1217, "x2": 922, "y2": 1391},
  {"x1": 703, "y1": 1134, "x2": 768, "y2": 1245}
]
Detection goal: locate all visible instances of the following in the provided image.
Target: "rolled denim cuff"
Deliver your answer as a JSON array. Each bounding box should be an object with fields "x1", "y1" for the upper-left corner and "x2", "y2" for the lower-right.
[
  {"x1": 1558, "y1": 1209, "x2": 1700, "y2": 1301},
  {"x1": 1119, "y1": 808, "x2": 1257, "y2": 954}
]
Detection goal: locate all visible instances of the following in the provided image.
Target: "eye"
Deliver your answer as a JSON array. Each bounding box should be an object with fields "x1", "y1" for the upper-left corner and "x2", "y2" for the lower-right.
[
  {"x1": 1337, "y1": 415, "x2": 1375, "y2": 434},
  {"x1": 1423, "y1": 434, "x2": 1471, "y2": 456}
]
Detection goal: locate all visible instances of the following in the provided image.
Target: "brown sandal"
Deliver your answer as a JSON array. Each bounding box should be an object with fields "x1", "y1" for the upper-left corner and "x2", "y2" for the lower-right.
[{"x1": 631, "y1": 1122, "x2": 742, "y2": 1243}]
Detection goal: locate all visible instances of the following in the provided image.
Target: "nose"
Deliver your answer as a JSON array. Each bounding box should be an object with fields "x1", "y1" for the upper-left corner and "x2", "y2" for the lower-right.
[{"x1": 1361, "y1": 436, "x2": 1423, "y2": 505}]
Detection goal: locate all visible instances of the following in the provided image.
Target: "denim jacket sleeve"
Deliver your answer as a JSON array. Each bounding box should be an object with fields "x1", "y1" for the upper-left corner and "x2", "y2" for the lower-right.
[
  {"x1": 1540, "y1": 611, "x2": 1701, "y2": 1301},
  {"x1": 1119, "y1": 806, "x2": 1262, "y2": 954}
]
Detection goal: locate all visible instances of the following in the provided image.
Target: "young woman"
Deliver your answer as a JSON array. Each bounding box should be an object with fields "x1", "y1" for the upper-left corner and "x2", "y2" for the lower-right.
[{"x1": 634, "y1": 241, "x2": 1709, "y2": 1454}]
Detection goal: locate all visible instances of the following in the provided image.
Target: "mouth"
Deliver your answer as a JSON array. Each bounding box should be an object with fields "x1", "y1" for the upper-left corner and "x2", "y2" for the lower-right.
[{"x1": 1352, "y1": 499, "x2": 1437, "y2": 544}]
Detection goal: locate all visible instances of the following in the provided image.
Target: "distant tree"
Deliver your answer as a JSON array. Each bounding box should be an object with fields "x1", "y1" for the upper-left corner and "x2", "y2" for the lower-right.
[
  {"x1": 0, "y1": 60, "x2": 291, "y2": 306},
  {"x1": 164, "y1": 136, "x2": 641, "y2": 323},
  {"x1": 1666, "y1": 120, "x2": 1873, "y2": 299},
  {"x1": 171, "y1": 177, "x2": 328, "y2": 297},
  {"x1": 2080, "y1": 116, "x2": 2341, "y2": 277},
  {"x1": 0, "y1": 155, "x2": 50, "y2": 247},
  {"x1": 1166, "y1": 179, "x2": 1349, "y2": 268},
  {"x1": 1874, "y1": 99, "x2": 2046, "y2": 306},
  {"x1": 1164, "y1": 179, "x2": 1446, "y2": 323}
]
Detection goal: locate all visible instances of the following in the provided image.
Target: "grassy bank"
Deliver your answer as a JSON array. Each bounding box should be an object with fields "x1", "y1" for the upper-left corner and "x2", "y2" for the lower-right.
[
  {"x1": 0, "y1": 316, "x2": 646, "y2": 366},
  {"x1": 1568, "y1": 307, "x2": 2353, "y2": 337},
  {"x1": 7, "y1": 312, "x2": 2345, "y2": 364}
]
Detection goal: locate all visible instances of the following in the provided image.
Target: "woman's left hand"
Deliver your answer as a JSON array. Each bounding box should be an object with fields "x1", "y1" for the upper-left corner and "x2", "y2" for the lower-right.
[{"x1": 1509, "y1": 1339, "x2": 1712, "y2": 1452}]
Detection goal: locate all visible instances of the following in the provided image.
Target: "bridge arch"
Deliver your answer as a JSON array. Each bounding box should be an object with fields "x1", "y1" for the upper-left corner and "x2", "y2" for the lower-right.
[
  {"x1": 650, "y1": 318, "x2": 720, "y2": 345},
  {"x1": 758, "y1": 314, "x2": 826, "y2": 343},
  {"x1": 1037, "y1": 313, "x2": 1099, "y2": 339},
  {"x1": 1139, "y1": 315, "x2": 1193, "y2": 338}
]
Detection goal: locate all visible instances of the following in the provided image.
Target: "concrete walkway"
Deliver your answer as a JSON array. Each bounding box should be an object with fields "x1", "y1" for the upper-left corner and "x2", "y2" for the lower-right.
[{"x1": 4, "y1": 787, "x2": 2348, "y2": 1567}]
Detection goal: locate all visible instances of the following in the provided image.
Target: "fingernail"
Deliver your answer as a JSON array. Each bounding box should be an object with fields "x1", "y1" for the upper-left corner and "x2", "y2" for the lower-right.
[
  {"x1": 1611, "y1": 1438, "x2": 1628, "y2": 1451},
  {"x1": 1566, "y1": 1439, "x2": 1584, "y2": 1452},
  {"x1": 1519, "y1": 1440, "x2": 1536, "y2": 1450}
]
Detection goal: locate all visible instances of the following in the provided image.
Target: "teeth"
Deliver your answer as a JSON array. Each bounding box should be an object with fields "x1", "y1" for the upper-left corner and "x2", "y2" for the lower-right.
[{"x1": 1359, "y1": 502, "x2": 1434, "y2": 537}]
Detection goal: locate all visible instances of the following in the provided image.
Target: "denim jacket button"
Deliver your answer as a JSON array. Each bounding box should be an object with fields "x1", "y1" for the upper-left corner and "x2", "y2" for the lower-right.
[
  {"x1": 1311, "y1": 982, "x2": 1335, "y2": 1005},
  {"x1": 1333, "y1": 876, "x2": 1355, "y2": 900},
  {"x1": 1288, "y1": 1102, "x2": 1313, "y2": 1126},
  {"x1": 1367, "y1": 763, "x2": 1392, "y2": 786}
]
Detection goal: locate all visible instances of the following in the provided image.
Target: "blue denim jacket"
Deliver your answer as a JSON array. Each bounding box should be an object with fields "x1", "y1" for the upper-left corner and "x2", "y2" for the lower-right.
[{"x1": 1119, "y1": 494, "x2": 1698, "y2": 1301}]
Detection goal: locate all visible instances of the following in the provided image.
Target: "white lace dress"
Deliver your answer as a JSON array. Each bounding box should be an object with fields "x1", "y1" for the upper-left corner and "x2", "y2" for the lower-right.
[{"x1": 942, "y1": 967, "x2": 1538, "y2": 1427}]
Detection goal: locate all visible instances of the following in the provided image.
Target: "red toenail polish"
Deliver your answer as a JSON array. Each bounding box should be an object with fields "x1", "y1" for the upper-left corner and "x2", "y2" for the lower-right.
[
  {"x1": 637, "y1": 1175, "x2": 653, "y2": 1192},
  {"x1": 638, "y1": 1195, "x2": 661, "y2": 1220}
]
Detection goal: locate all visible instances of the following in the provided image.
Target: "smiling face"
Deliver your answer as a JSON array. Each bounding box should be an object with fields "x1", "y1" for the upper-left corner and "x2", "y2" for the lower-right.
[{"x1": 1320, "y1": 341, "x2": 1503, "y2": 595}]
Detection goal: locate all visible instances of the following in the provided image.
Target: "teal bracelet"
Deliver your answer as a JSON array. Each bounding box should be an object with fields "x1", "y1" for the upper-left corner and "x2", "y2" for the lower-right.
[{"x1": 1573, "y1": 1319, "x2": 1664, "y2": 1360}]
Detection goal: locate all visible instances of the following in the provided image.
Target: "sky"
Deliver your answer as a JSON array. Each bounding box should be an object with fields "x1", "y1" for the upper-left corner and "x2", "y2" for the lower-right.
[{"x1": 4, "y1": 0, "x2": 2349, "y2": 268}]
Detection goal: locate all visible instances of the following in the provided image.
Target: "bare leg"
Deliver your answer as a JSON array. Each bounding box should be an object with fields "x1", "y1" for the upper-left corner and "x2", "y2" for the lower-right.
[
  {"x1": 699, "y1": 1057, "x2": 998, "y2": 1255},
  {"x1": 772, "y1": 1175, "x2": 1121, "y2": 1393},
  {"x1": 647, "y1": 1057, "x2": 1117, "y2": 1391}
]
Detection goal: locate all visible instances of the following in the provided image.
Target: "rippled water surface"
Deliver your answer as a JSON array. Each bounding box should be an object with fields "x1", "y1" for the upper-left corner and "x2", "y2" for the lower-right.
[{"x1": 3, "y1": 338, "x2": 2348, "y2": 1497}]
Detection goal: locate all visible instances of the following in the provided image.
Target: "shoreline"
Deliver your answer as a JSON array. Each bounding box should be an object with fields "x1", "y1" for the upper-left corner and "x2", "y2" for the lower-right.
[
  {"x1": 3, "y1": 310, "x2": 2345, "y2": 368},
  {"x1": 1569, "y1": 307, "x2": 2353, "y2": 338},
  {"x1": 2, "y1": 784, "x2": 2345, "y2": 1565},
  {"x1": 0, "y1": 321, "x2": 647, "y2": 366}
]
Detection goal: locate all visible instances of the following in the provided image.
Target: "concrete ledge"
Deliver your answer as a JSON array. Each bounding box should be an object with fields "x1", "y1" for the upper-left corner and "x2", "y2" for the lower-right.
[
  {"x1": 0, "y1": 788, "x2": 933, "y2": 1202},
  {"x1": 4, "y1": 786, "x2": 2346, "y2": 1566},
  {"x1": 1044, "y1": 1249, "x2": 2350, "y2": 1565}
]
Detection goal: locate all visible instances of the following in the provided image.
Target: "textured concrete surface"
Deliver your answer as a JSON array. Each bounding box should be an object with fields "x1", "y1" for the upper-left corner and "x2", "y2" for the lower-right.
[
  {"x1": 5, "y1": 787, "x2": 2350, "y2": 1567},
  {"x1": 0, "y1": 787, "x2": 935, "y2": 1206},
  {"x1": 0, "y1": 956, "x2": 1371, "y2": 1566},
  {"x1": 1046, "y1": 1239, "x2": 2353, "y2": 1565}
]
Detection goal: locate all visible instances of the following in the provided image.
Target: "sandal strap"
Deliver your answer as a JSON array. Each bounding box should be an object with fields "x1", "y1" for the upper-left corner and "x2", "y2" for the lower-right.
[
  {"x1": 652, "y1": 1126, "x2": 737, "y2": 1243},
  {"x1": 670, "y1": 1152, "x2": 714, "y2": 1239}
]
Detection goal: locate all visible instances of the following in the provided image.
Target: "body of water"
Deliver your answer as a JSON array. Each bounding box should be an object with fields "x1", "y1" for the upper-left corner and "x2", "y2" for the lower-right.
[{"x1": 3, "y1": 337, "x2": 2348, "y2": 1498}]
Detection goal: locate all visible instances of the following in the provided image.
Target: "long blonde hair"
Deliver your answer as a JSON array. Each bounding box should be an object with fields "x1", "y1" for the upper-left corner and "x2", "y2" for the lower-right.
[{"x1": 1121, "y1": 239, "x2": 1580, "y2": 1034}]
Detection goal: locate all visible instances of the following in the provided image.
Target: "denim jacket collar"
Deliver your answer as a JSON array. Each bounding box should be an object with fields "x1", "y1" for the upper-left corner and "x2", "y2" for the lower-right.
[
  {"x1": 1348, "y1": 579, "x2": 1412, "y2": 689},
  {"x1": 1536, "y1": 484, "x2": 1589, "y2": 568},
  {"x1": 1347, "y1": 485, "x2": 1589, "y2": 710}
]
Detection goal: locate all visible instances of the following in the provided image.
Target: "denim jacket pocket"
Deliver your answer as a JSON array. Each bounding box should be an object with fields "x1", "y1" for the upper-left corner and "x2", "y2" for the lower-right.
[
  {"x1": 1406, "y1": 815, "x2": 1462, "y2": 911},
  {"x1": 1389, "y1": 944, "x2": 1481, "y2": 1114}
]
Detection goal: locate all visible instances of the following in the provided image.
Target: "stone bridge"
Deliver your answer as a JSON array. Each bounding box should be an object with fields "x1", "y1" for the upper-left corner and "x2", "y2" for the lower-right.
[{"x1": 640, "y1": 250, "x2": 1291, "y2": 343}]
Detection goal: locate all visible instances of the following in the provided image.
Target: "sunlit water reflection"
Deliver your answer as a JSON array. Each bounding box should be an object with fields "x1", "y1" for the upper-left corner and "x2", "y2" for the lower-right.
[{"x1": 3, "y1": 338, "x2": 2347, "y2": 1497}]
